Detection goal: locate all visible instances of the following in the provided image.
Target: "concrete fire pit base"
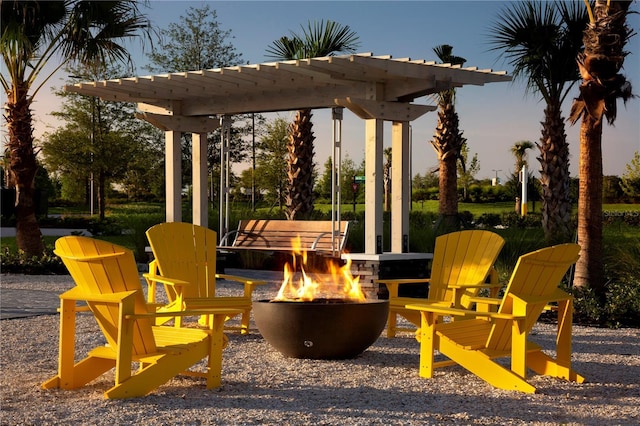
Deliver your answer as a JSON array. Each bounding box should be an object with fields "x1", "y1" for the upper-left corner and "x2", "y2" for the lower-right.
[{"x1": 253, "y1": 299, "x2": 388, "y2": 359}]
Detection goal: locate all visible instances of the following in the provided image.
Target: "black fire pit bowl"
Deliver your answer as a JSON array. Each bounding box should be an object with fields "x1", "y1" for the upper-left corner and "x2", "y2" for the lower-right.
[{"x1": 253, "y1": 299, "x2": 389, "y2": 359}]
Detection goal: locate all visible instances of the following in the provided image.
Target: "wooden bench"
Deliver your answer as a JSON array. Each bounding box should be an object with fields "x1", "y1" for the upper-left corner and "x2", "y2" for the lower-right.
[{"x1": 219, "y1": 220, "x2": 350, "y2": 256}]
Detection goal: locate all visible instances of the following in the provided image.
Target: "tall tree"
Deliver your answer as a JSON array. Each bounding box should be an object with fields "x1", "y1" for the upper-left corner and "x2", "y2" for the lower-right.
[
  {"x1": 489, "y1": 1, "x2": 589, "y2": 243},
  {"x1": 620, "y1": 152, "x2": 640, "y2": 202},
  {"x1": 145, "y1": 5, "x2": 242, "y2": 73},
  {"x1": 266, "y1": 20, "x2": 359, "y2": 220},
  {"x1": 43, "y1": 65, "x2": 163, "y2": 217},
  {"x1": 255, "y1": 117, "x2": 289, "y2": 210},
  {"x1": 1, "y1": 0, "x2": 150, "y2": 255},
  {"x1": 429, "y1": 44, "x2": 467, "y2": 230},
  {"x1": 457, "y1": 142, "x2": 480, "y2": 202},
  {"x1": 144, "y1": 4, "x2": 250, "y2": 203},
  {"x1": 569, "y1": 0, "x2": 634, "y2": 297}
]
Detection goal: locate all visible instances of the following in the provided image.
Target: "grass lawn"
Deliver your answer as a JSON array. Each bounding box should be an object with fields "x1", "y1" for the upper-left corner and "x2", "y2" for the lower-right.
[
  {"x1": 0, "y1": 234, "x2": 135, "y2": 253},
  {"x1": 2, "y1": 201, "x2": 638, "y2": 254},
  {"x1": 314, "y1": 201, "x2": 640, "y2": 215}
]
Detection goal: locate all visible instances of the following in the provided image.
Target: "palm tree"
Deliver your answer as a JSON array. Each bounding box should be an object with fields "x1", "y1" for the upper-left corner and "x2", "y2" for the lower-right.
[
  {"x1": 511, "y1": 140, "x2": 535, "y2": 173},
  {"x1": 569, "y1": 0, "x2": 634, "y2": 297},
  {"x1": 1, "y1": 0, "x2": 150, "y2": 256},
  {"x1": 429, "y1": 44, "x2": 466, "y2": 231},
  {"x1": 266, "y1": 20, "x2": 359, "y2": 220},
  {"x1": 489, "y1": 1, "x2": 589, "y2": 243},
  {"x1": 510, "y1": 140, "x2": 534, "y2": 213}
]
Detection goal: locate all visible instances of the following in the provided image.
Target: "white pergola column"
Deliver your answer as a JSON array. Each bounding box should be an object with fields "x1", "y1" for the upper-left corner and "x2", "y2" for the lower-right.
[
  {"x1": 219, "y1": 115, "x2": 231, "y2": 240},
  {"x1": 192, "y1": 132, "x2": 208, "y2": 227},
  {"x1": 391, "y1": 121, "x2": 410, "y2": 253},
  {"x1": 165, "y1": 130, "x2": 182, "y2": 222},
  {"x1": 365, "y1": 119, "x2": 384, "y2": 254}
]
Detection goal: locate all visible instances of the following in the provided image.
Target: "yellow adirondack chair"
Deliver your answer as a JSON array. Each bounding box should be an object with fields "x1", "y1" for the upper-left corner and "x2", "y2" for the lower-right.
[
  {"x1": 145, "y1": 222, "x2": 265, "y2": 332},
  {"x1": 42, "y1": 236, "x2": 242, "y2": 399},
  {"x1": 377, "y1": 230, "x2": 505, "y2": 337},
  {"x1": 406, "y1": 243, "x2": 585, "y2": 393}
]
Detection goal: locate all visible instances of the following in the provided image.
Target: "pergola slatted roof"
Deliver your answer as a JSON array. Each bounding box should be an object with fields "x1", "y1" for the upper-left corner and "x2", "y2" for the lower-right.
[
  {"x1": 65, "y1": 52, "x2": 511, "y2": 258},
  {"x1": 65, "y1": 52, "x2": 510, "y2": 117}
]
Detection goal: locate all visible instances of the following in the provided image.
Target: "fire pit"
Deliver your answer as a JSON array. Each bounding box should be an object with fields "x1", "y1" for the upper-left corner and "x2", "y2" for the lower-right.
[
  {"x1": 253, "y1": 298, "x2": 388, "y2": 359},
  {"x1": 253, "y1": 237, "x2": 388, "y2": 359}
]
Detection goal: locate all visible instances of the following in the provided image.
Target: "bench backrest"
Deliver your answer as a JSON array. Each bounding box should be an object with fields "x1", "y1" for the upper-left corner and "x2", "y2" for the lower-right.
[{"x1": 229, "y1": 219, "x2": 349, "y2": 253}]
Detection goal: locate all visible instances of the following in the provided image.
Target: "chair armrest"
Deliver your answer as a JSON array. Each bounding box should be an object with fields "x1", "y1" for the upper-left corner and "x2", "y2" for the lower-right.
[
  {"x1": 467, "y1": 296, "x2": 502, "y2": 306},
  {"x1": 509, "y1": 289, "x2": 571, "y2": 305},
  {"x1": 219, "y1": 229, "x2": 240, "y2": 246},
  {"x1": 216, "y1": 274, "x2": 267, "y2": 298},
  {"x1": 448, "y1": 282, "x2": 502, "y2": 290},
  {"x1": 375, "y1": 278, "x2": 431, "y2": 299},
  {"x1": 375, "y1": 278, "x2": 431, "y2": 285},
  {"x1": 406, "y1": 302, "x2": 525, "y2": 320},
  {"x1": 215, "y1": 274, "x2": 267, "y2": 287},
  {"x1": 126, "y1": 307, "x2": 245, "y2": 320},
  {"x1": 405, "y1": 302, "x2": 473, "y2": 317},
  {"x1": 142, "y1": 273, "x2": 191, "y2": 287},
  {"x1": 60, "y1": 287, "x2": 138, "y2": 304}
]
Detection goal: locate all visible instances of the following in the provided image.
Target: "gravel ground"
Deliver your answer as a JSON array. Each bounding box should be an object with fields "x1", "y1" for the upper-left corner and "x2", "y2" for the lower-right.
[{"x1": 1, "y1": 273, "x2": 639, "y2": 425}]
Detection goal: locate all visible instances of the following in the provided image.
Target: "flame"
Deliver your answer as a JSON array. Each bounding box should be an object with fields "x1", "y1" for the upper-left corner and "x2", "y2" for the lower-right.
[{"x1": 274, "y1": 236, "x2": 365, "y2": 302}]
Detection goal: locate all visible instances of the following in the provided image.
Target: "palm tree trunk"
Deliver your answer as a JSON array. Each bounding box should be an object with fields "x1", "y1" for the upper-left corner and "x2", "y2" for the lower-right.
[
  {"x1": 431, "y1": 101, "x2": 461, "y2": 231},
  {"x1": 538, "y1": 104, "x2": 572, "y2": 243},
  {"x1": 439, "y1": 151, "x2": 458, "y2": 217},
  {"x1": 571, "y1": 0, "x2": 633, "y2": 296},
  {"x1": 574, "y1": 114, "x2": 604, "y2": 294},
  {"x1": 6, "y1": 83, "x2": 45, "y2": 256},
  {"x1": 285, "y1": 109, "x2": 315, "y2": 220}
]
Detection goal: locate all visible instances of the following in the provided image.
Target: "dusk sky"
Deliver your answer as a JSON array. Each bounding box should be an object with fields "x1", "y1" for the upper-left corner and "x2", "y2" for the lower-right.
[{"x1": 23, "y1": 1, "x2": 640, "y2": 181}]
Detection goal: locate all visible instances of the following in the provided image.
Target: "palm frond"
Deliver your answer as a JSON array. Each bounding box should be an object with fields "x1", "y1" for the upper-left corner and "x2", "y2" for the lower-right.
[{"x1": 266, "y1": 19, "x2": 359, "y2": 60}]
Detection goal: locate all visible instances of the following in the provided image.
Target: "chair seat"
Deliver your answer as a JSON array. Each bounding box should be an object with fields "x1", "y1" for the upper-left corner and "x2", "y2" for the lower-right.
[{"x1": 436, "y1": 320, "x2": 492, "y2": 350}]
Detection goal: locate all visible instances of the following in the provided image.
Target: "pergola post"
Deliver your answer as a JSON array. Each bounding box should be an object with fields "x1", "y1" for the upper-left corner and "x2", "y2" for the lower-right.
[
  {"x1": 365, "y1": 119, "x2": 384, "y2": 254},
  {"x1": 165, "y1": 130, "x2": 182, "y2": 222},
  {"x1": 391, "y1": 121, "x2": 411, "y2": 253},
  {"x1": 192, "y1": 132, "x2": 208, "y2": 227},
  {"x1": 331, "y1": 107, "x2": 344, "y2": 256},
  {"x1": 219, "y1": 115, "x2": 231, "y2": 241}
]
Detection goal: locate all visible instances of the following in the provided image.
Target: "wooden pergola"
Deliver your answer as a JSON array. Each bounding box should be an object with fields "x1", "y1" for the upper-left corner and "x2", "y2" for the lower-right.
[{"x1": 66, "y1": 53, "x2": 510, "y2": 259}]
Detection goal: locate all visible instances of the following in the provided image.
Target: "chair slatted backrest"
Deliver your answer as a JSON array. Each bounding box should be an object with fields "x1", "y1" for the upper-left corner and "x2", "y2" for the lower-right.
[
  {"x1": 147, "y1": 222, "x2": 217, "y2": 299},
  {"x1": 54, "y1": 236, "x2": 156, "y2": 355},
  {"x1": 428, "y1": 230, "x2": 505, "y2": 307},
  {"x1": 487, "y1": 243, "x2": 581, "y2": 352}
]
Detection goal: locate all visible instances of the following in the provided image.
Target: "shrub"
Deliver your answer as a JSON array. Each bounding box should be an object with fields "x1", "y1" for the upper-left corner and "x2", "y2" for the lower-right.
[
  {"x1": 114, "y1": 213, "x2": 165, "y2": 262},
  {"x1": 476, "y1": 213, "x2": 501, "y2": 227},
  {"x1": 87, "y1": 217, "x2": 122, "y2": 236},
  {"x1": 501, "y1": 212, "x2": 542, "y2": 228},
  {"x1": 0, "y1": 246, "x2": 67, "y2": 275}
]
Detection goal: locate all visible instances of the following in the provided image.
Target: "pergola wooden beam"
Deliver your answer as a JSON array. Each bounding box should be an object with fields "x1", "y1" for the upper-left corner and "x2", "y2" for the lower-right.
[{"x1": 65, "y1": 52, "x2": 511, "y2": 256}]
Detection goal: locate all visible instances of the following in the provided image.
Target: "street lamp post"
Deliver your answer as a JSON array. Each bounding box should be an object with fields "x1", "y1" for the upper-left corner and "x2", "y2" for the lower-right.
[{"x1": 491, "y1": 169, "x2": 502, "y2": 186}]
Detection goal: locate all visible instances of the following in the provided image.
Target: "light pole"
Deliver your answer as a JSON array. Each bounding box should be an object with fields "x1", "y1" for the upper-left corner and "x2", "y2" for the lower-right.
[
  {"x1": 251, "y1": 113, "x2": 256, "y2": 211},
  {"x1": 491, "y1": 169, "x2": 502, "y2": 186}
]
